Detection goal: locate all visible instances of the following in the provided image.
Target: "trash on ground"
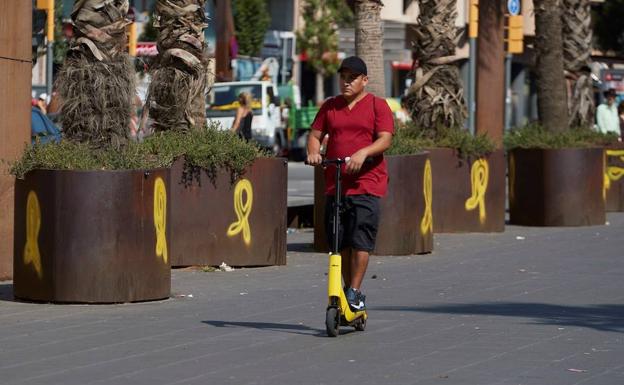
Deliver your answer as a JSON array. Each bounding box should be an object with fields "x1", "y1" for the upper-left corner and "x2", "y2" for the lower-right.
[
  {"x1": 516, "y1": 236, "x2": 526, "y2": 240},
  {"x1": 567, "y1": 368, "x2": 587, "y2": 373},
  {"x1": 219, "y1": 262, "x2": 234, "y2": 272},
  {"x1": 175, "y1": 294, "x2": 194, "y2": 298}
]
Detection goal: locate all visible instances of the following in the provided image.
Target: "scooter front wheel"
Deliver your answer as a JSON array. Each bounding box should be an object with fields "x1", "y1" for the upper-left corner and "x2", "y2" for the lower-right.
[{"x1": 325, "y1": 307, "x2": 340, "y2": 337}]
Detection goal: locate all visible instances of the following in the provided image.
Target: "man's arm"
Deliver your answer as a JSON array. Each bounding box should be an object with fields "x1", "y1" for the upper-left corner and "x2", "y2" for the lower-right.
[
  {"x1": 306, "y1": 129, "x2": 324, "y2": 165},
  {"x1": 346, "y1": 131, "x2": 393, "y2": 174}
]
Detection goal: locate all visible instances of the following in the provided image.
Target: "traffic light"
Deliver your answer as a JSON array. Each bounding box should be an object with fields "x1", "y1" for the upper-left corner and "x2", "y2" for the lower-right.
[
  {"x1": 505, "y1": 15, "x2": 523, "y2": 54},
  {"x1": 35, "y1": 0, "x2": 54, "y2": 42},
  {"x1": 469, "y1": 0, "x2": 479, "y2": 39},
  {"x1": 127, "y1": 7, "x2": 137, "y2": 56}
]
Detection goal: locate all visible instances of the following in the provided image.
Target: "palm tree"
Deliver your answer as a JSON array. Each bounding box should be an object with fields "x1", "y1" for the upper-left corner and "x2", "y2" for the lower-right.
[
  {"x1": 57, "y1": 0, "x2": 134, "y2": 148},
  {"x1": 533, "y1": 0, "x2": 568, "y2": 132},
  {"x1": 562, "y1": 0, "x2": 594, "y2": 129},
  {"x1": 353, "y1": 0, "x2": 385, "y2": 97},
  {"x1": 148, "y1": 0, "x2": 209, "y2": 132},
  {"x1": 406, "y1": 0, "x2": 466, "y2": 129}
]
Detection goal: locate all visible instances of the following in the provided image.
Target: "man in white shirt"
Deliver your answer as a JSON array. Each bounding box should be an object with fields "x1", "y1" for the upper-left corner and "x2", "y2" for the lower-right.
[{"x1": 596, "y1": 88, "x2": 620, "y2": 136}]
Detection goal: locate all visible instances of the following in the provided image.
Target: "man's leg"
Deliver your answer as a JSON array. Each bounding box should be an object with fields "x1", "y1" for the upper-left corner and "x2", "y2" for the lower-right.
[
  {"x1": 341, "y1": 248, "x2": 352, "y2": 288},
  {"x1": 349, "y1": 249, "x2": 369, "y2": 290}
]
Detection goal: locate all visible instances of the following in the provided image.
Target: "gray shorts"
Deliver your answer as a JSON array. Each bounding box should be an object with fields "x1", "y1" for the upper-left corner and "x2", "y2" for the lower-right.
[{"x1": 325, "y1": 194, "x2": 381, "y2": 253}]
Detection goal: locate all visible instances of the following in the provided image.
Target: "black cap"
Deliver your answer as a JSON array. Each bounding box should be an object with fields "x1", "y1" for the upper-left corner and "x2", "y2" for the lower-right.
[
  {"x1": 338, "y1": 56, "x2": 367, "y2": 76},
  {"x1": 604, "y1": 88, "x2": 617, "y2": 98}
]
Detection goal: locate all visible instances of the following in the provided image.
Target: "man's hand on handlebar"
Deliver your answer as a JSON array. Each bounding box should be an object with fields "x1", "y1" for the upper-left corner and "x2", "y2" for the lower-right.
[
  {"x1": 306, "y1": 153, "x2": 323, "y2": 166},
  {"x1": 345, "y1": 150, "x2": 368, "y2": 174}
]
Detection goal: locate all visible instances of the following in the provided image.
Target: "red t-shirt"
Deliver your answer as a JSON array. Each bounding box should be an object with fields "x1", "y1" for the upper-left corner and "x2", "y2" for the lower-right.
[{"x1": 311, "y1": 93, "x2": 394, "y2": 197}]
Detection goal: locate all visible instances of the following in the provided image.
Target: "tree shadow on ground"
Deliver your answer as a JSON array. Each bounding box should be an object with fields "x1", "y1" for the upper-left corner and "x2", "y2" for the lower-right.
[
  {"x1": 202, "y1": 320, "x2": 343, "y2": 337},
  {"x1": 371, "y1": 302, "x2": 624, "y2": 333}
]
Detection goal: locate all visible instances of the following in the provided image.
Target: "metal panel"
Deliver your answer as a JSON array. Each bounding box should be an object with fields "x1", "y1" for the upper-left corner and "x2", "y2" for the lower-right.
[
  {"x1": 314, "y1": 154, "x2": 433, "y2": 255},
  {"x1": 169, "y1": 157, "x2": 288, "y2": 267},
  {"x1": 13, "y1": 169, "x2": 171, "y2": 303},
  {"x1": 428, "y1": 148, "x2": 506, "y2": 233},
  {"x1": 509, "y1": 148, "x2": 605, "y2": 226},
  {"x1": 0, "y1": 0, "x2": 31, "y2": 60},
  {"x1": 0, "y1": 0, "x2": 32, "y2": 280},
  {"x1": 605, "y1": 144, "x2": 624, "y2": 212}
]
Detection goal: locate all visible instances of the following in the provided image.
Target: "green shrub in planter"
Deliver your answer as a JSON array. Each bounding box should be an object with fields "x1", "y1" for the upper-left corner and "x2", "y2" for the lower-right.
[
  {"x1": 394, "y1": 123, "x2": 495, "y2": 158},
  {"x1": 11, "y1": 125, "x2": 266, "y2": 180},
  {"x1": 504, "y1": 124, "x2": 619, "y2": 150}
]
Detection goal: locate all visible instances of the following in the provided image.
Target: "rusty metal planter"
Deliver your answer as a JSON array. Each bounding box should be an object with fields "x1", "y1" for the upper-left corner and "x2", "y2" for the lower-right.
[
  {"x1": 169, "y1": 157, "x2": 287, "y2": 267},
  {"x1": 428, "y1": 148, "x2": 505, "y2": 233},
  {"x1": 314, "y1": 154, "x2": 433, "y2": 255},
  {"x1": 13, "y1": 169, "x2": 171, "y2": 303},
  {"x1": 605, "y1": 143, "x2": 624, "y2": 212},
  {"x1": 509, "y1": 148, "x2": 605, "y2": 226}
]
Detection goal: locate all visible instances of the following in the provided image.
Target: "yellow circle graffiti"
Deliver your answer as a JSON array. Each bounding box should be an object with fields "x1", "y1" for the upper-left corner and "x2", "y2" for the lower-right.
[
  {"x1": 24, "y1": 191, "x2": 43, "y2": 278},
  {"x1": 154, "y1": 177, "x2": 168, "y2": 264},
  {"x1": 465, "y1": 158, "x2": 489, "y2": 224},
  {"x1": 420, "y1": 159, "x2": 433, "y2": 235},
  {"x1": 227, "y1": 179, "x2": 253, "y2": 246}
]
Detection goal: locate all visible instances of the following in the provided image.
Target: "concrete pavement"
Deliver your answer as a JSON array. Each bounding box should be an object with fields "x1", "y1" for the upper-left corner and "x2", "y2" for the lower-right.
[{"x1": 1, "y1": 213, "x2": 623, "y2": 385}]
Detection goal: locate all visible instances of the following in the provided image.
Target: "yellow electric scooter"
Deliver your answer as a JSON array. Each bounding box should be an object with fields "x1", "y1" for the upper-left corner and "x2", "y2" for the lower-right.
[{"x1": 313, "y1": 157, "x2": 368, "y2": 337}]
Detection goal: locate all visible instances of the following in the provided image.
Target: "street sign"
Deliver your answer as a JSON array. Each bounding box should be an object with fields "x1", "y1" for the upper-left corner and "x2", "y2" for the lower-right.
[{"x1": 507, "y1": 0, "x2": 520, "y2": 16}]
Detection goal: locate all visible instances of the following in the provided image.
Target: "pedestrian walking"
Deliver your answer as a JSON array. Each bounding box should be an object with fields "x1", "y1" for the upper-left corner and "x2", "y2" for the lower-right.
[
  {"x1": 231, "y1": 92, "x2": 253, "y2": 141},
  {"x1": 596, "y1": 88, "x2": 620, "y2": 136}
]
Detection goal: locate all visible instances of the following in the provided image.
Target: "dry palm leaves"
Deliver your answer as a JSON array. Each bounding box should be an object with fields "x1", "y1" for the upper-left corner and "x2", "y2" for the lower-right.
[
  {"x1": 406, "y1": 0, "x2": 466, "y2": 129},
  {"x1": 562, "y1": 0, "x2": 594, "y2": 129},
  {"x1": 57, "y1": 0, "x2": 134, "y2": 148},
  {"x1": 147, "y1": 0, "x2": 209, "y2": 132}
]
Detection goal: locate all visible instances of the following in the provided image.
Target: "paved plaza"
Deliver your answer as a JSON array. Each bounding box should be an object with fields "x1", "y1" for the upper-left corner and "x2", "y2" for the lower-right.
[{"x1": 1, "y1": 214, "x2": 623, "y2": 385}]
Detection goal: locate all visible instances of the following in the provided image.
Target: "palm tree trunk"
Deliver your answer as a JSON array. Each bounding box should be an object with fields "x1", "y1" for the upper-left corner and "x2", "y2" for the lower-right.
[
  {"x1": 534, "y1": 0, "x2": 569, "y2": 132},
  {"x1": 562, "y1": 0, "x2": 594, "y2": 129},
  {"x1": 406, "y1": 0, "x2": 466, "y2": 129},
  {"x1": 148, "y1": 0, "x2": 209, "y2": 132},
  {"x1": 354, "y1": 0, "x2": 385, "y2": 97},
  {"x1": 57, "y1": 0, "x2": 134, "y2": 148}
]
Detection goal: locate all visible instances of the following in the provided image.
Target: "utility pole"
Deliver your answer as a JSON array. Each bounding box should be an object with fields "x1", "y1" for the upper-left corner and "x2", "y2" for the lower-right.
[
  {"x1": 504, "y1": 13, "x2": 524, "y2": 131},
  {"x1": 468, "y1": 0, "x2": 478, "y2": 135}
]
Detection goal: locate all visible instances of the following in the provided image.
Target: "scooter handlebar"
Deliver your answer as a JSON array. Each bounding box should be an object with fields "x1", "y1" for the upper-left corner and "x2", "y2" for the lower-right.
[{"x1": 304, "y1": 156, "x2": 375, "y2": 166}]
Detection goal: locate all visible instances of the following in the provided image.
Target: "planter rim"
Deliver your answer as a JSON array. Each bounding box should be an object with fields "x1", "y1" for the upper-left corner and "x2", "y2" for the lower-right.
[
  {"x1": 22, "y1": 167, "x2": 169, "y2": 176},
  {"x1": 386, "y1": 152, "x2": 429, "y2": 158},
  {"x1": 507, "y1": 146, "x2": 606, "y2": 152}
]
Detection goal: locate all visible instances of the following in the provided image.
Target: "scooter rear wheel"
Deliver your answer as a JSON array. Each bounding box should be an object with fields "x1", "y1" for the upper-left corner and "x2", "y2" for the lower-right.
[
  {"x1": 325, "y1": 307, "x2": 340, "y2": 337},
  {"x1": 354, "y1": 316, "x2": 366, "y2": 331}
]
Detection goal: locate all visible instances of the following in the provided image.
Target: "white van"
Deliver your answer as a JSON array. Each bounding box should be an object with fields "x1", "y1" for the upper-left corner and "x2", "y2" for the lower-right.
[{"x1": 206, "y1": 81, "x2": 285, "y2": 153}]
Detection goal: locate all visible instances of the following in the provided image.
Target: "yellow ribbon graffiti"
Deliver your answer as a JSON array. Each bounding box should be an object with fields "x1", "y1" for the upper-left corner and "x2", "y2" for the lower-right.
[
  {"x1": 154, "y1": 177, "x2": 168, "y2": 264},
  {"x1": 605, "y1": 150, "x2": 624, "y2": 183},
  {"x1": 24, "y1": 191, "x2": 43, "y2": 278},
  {"x1": 465, "y1": 158, "x2": 489, "y2": 224},
  {"x1": 227, "y1": 179, "x2": 253, "y2": 246},
  {"x1": 420, "y1": 159, "x2": 433, "y2": 235}
]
